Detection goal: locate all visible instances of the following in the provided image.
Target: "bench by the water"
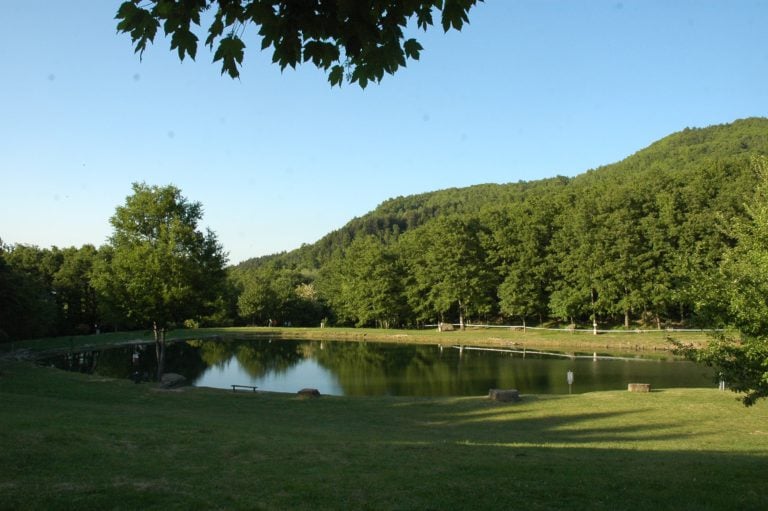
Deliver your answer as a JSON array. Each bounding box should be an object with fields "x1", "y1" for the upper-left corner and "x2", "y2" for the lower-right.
[{"x1": 231, "y1": 384, "x2": 258, "y2": 393}]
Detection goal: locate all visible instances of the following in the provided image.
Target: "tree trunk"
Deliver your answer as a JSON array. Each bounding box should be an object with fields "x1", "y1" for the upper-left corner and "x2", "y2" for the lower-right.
[
  {"x1": 459, "y1": 299, "x2": 470, "y2": 331},
  {"x1": 154, "y1": 322, "x2": 165, "y2": 382},
  {"x1": 624, "y1": 309, "x2": 630, "y2": 329}
]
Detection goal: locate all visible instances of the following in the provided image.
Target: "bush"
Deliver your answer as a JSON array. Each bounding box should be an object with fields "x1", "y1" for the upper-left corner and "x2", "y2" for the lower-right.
[{"x1": 183, "y1": 319, "x2": 200, "y2": 329}]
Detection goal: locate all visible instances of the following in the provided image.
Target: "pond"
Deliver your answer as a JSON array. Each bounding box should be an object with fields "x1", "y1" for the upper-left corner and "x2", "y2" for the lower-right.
[{"x1": 44, "y1": 338, "x2": 716, "y2": 397}]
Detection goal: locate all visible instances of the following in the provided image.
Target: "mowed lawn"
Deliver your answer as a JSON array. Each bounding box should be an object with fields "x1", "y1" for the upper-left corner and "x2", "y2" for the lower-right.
[{"x1": 1, "y1": 357, "x2": 767, "y2": 511}]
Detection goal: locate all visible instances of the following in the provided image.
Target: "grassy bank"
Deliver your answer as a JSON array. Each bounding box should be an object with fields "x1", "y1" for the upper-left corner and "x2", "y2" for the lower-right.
[
  {"x1": 1, "y1": 359, "x2": 766, "y2": 510},
  {"x1": 249, "y1": 326, "x2": 711, "y2": 353},
  {"x1": 2, "y1": 325, "x2": 712, "y2": 359}
]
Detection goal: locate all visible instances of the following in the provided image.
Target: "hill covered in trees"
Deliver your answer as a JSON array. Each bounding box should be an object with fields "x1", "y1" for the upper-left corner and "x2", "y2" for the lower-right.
[
  {"x1": 233, "y1": 117, "x2": 768, "y2": 329},
  {"x1": 2, "y1": 118, "x2": 768, "y2": 341}
]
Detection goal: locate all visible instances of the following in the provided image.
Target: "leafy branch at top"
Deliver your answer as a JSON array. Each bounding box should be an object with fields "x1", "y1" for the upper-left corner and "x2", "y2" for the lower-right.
[{"x1": 115, "y1": 0, "x2": 482, "y2": 87}]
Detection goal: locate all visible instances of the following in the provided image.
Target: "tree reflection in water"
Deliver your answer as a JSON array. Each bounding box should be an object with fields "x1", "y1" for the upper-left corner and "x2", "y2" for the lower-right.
[
  {"x1": 189, "y1": 338, "x2": 304, "y2": 378},
  {"x1": 47, "y1": 341, "x2": 208, "y2": 382},
  {"x1": 43, "y1": 338, "x2": 715, "y2": 396}
]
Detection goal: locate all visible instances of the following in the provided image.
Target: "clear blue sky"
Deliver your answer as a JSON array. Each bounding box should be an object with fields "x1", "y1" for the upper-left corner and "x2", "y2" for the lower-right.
[{"x1": 1, "y1": 1, "x2": 766, "y2": 264}]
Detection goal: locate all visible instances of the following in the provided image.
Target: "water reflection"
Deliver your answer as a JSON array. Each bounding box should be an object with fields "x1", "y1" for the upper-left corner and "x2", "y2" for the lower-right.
[
  {"x1": 43, "y1": 338, "x2": 715, "y2": 397},
  {"x1": 192, "y1": 339, "x2": 303, "y2": 378}
]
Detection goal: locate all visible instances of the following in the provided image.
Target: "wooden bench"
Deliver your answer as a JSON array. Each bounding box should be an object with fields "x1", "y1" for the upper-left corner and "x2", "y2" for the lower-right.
[{"x1": 231, "y1": 384, "x2": 258, "y2": 393}]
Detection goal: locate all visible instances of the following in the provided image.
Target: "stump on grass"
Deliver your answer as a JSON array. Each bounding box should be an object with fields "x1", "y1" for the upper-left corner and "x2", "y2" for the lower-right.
[
  {"x1": 159, "y1": 373, "x2": 187, "y2": 389},
  {"x1": 628, "y1": 383, "x2": 651, "y2": 392},
  {"x1": 489, "y1": 388, "x2": 521, "y2": 402},
  {"x1": 298, "y1": 388, "x2": 321, "y2": 398}
]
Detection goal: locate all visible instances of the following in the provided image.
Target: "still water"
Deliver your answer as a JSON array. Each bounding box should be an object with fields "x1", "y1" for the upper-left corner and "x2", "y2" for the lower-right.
[{"x1": 46, "y1": 338, "x2": 716, "y2": 396}]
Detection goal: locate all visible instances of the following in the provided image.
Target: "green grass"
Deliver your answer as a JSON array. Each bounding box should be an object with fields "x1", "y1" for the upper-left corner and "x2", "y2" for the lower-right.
[{"x1": 1, "y1": 358, "x2": 766, "y2": 510}]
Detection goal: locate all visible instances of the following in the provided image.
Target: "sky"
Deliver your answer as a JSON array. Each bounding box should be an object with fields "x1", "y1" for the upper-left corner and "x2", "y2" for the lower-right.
[{"x1": 1, "y1": 1, "x2": 766, "y2": 265}]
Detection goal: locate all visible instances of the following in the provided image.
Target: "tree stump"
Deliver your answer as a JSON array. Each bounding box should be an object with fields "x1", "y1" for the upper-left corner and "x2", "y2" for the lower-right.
[
  {"x1": 489, "y1": 388, "x2": 521, "y2": 402},
  {"x1": 627, "y1": 383, "x2": 651, "y2": 392},
  {"x1": 297, "y1": 388, "x2": 321, "y2": 398},
  {"x1": 160, "y1": 373, "x2": 187, "y2": 389}
]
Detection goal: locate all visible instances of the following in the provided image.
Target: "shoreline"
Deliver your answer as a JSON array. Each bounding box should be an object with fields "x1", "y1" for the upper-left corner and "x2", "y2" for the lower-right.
[{"x1": 2, "y1": 325, "x2": 713, "y2": 362}]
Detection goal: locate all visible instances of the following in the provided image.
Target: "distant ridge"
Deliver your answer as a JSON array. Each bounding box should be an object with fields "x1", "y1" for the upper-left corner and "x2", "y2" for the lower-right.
[{"x1": 236, "y1": 117, "x2": 768, "y2": 272}]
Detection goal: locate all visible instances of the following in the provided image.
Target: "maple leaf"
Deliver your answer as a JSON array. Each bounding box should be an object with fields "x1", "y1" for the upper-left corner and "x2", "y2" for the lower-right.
[{"x1": 213, "y1": 35, "x2": 246, "y2": 78}]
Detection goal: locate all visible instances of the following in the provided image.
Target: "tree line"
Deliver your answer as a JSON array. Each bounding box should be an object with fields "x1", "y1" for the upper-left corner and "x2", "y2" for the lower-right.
[
  {"x1": 3, "y1": 119, "x2": 768, "y2": 404},
  {"x1": 1, "y1": 183, "x2": 231, "y2": 342},
  {"x1": 240, "y1": 118, "x2": 768, "y2": 331},
  {"x1": 2, "y1": 119, "x2": 767, "y2": 344}
]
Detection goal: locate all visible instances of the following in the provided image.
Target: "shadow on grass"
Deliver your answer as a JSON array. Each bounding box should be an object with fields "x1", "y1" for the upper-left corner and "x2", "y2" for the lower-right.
[
  {"x1": 360, "y1": 397, "x2": 768, "y2": 509},
  {"x1": 397, "y1": 403, "x2": 684, "y2": 446},
  {"x1": 2, "y1": 363, "x2": 767, "y2": 511}
]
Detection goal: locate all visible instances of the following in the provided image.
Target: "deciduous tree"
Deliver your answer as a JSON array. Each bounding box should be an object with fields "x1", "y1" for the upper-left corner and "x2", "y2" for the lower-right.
[
  {"x1": 93, "y1": 183, "x2": 227, "y2": 379},
  {"x1": 681, "y1": 156, "x2": 768, "y2": 405},
  {"x1": 0, "y1": 243, "x2": 57, "y2": 341},
  {"x1": 488, "y1": 197, "x2": 555, "y2": 328},
  {"x1": 115, "y1": 0, "x2": 481, "y2": 87},
  {"x1": 401, "y1": 216, "x2": 494, "y2": 328},
  {"x1": 52, "y1": 245, "x2": 100, "y2": 335},
  {"x1": 336, "y1": 235, "x2": 406, "y2": 328}
]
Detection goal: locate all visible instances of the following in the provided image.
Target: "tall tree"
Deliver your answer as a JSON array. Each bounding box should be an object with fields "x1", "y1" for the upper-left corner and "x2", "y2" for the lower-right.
[
  {"x1": 401, "y1": 216, "x2": 495, "y2": 328},
  {"x1": 237, "y1": 267, "x2": 280, "y2": 326},
  {"x1": 93, "y1": 183, "x2": 227, "y2": 379},
  {"x1": 548, "y1": 190, "x2": 604, "y2": 327},
  {"x1": 116, "y1": 0, "x2": 482, "y2": 86},
  {"x1": 488, "y1": 196, "x2": 556, "y2": 328},
  {"x1": 335, "y1": 235, "x2": 406, "y2": 328},
  {"x1": 0, "y1": 243, "x2": 57, "y2": 341},
  {"x1": 1, "y1": 244, "x2": 59, "y2": 340},
  {"x1": 595, "y1": 191, "x2": 652, "y2": 328},
  {"x1": 638, "y1": 183, "x2": 685, "y2": 327},
  {"x1": 235, "y1": 264, "x2": 322, "y2": 326},
  {"x1": 52, "y1": 245, "x2": 100, "y2": 335},
  {"x1": 684, "y1": 156, "x2": 768, "y2": 406}
]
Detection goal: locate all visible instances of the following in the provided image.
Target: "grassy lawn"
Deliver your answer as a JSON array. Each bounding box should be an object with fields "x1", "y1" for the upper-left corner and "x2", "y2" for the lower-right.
[{"x1": 2, "y1": 352, "x2": 766, "y2": 510}]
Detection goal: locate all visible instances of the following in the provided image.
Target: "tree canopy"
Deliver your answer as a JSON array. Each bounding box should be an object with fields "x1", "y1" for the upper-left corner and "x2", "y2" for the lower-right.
[
  {"x1": 236, "y1": 117, "x2": 768, "y2": 333},
  {"x1": 92, "y1": 183, "x2": 228, "y2": 330},
  {"x1": 680, "y1": 156, "x2": 768, "y2": 405},
  {"x1": 116, "y1": 0, "x2": 481, "y2": 86}
]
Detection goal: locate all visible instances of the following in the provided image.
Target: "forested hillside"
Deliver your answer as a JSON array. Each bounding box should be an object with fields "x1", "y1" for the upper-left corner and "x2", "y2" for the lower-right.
[
  {"x1": 234, "y1": 117, "x2": 768, "y2": 329},
  {"x1": 2, "y1": 118, "x2": 767, "y2": 341}
]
